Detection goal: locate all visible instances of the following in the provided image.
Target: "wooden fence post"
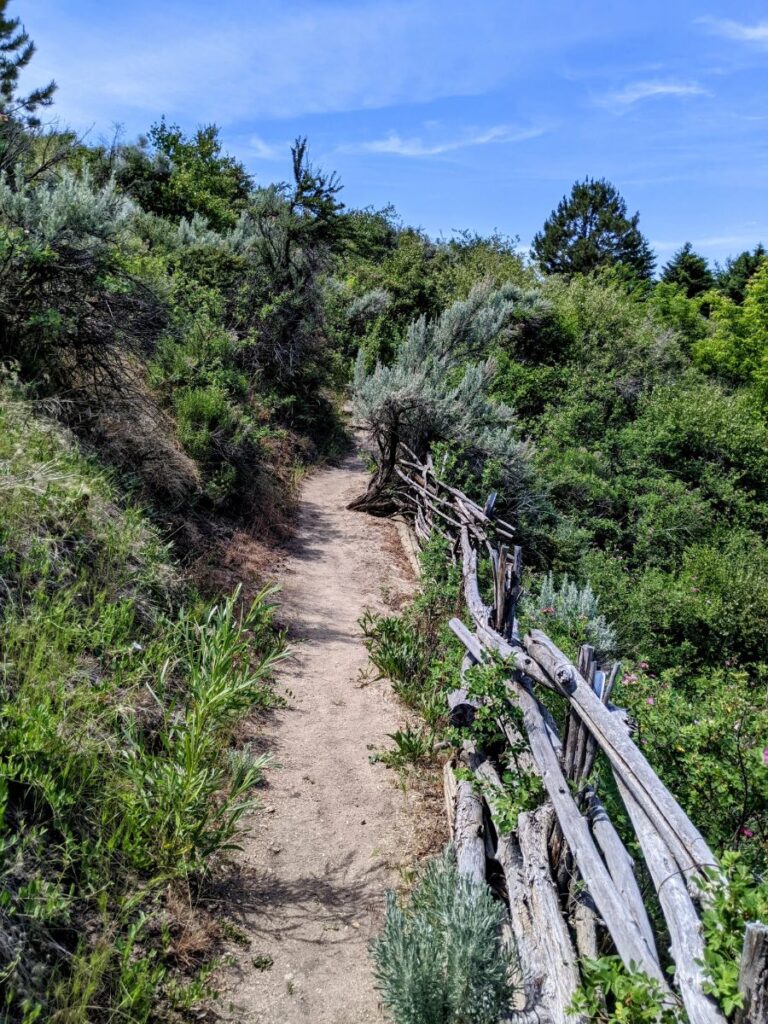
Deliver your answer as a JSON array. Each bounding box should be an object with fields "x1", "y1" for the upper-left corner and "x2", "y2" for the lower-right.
[{"x1": 735, "y1": 922, "x2": 768, "y2": 1024}]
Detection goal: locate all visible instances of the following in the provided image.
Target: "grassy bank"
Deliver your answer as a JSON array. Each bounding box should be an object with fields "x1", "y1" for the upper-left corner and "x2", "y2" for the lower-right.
[{"x1": 0, "y1": 388, "x2": 286, "y2": 1021}]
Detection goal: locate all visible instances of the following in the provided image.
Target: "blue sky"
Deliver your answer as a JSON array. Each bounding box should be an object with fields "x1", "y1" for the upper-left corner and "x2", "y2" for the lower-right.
[{"x1": 16, "y1": 0, "x2": 768, "y2": 267}]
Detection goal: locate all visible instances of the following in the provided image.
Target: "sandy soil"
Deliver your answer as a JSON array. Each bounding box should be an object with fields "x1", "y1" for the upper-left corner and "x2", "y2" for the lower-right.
[{"x1": 220, "y1": 446, "x2": 418, "y2": 1023}]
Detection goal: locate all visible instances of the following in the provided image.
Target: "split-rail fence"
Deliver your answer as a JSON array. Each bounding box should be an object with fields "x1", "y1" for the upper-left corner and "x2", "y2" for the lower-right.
[{"x1": 386, "y1": 447, "x2": 767, "y2": 1024}]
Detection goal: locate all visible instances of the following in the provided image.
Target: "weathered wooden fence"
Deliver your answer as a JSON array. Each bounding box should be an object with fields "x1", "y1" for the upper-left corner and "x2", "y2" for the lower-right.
[{"x1": 390, "y1": 446, "x2": 767, "y2": 1024}]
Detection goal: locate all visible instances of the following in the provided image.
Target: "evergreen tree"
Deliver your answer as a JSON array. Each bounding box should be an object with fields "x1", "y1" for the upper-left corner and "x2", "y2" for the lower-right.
[
  {"x1": 0, "y1": 0, "x2": 56, "y2": 172},
  {"x1": 661, "y1": 242, "x2": 714, "y2": 298},
  {"x1": 532, "y1": 177, "x2": 655, "y2": 280},
  {"x1": 716, "y1": 243, "x2": 766, "y2": 304}
]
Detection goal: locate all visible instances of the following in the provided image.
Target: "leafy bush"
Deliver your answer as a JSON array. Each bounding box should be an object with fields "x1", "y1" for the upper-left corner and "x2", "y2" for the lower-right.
[
  {"x1": 361, "y1": 535, "x2": 463, "y2": 728},
  {"x1": 116, "y1": 120, "x2": 253, "y2": 231},
  {"x1": 615, "y1": 665, "x2": 768, "y2": 857},
  {"x1": 0, "y1": 169, "x2": 162, "y2": 385},
  {"x1": 570, "y1": 955, "x2": 683, "y2": 1023},
  {"x1": 694, "y1": 257, "x2": 768, "y2": 406},
  {"x1": 698, "y1": 853, "x2": 768, "y2": 1015},
  {"x1": 371, "y1": 848, "x2": 513, "y2": 1024}
]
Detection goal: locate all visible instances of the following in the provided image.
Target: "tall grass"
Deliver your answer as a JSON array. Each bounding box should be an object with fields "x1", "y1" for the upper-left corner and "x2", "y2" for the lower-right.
[{"x1": 0, "y1": 391, "x2": 286, "y2": 1021}]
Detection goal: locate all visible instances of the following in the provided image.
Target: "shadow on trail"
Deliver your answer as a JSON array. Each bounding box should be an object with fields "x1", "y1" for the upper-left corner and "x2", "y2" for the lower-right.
[{"x1": 210, "y1": 852, "x2": 388, "y2": 949}]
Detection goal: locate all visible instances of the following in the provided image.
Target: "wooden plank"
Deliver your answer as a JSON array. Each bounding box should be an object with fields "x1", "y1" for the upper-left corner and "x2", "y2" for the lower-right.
[
  {"x1": 444, "y1": 757, "x2": 486, "y2": 885},
  {"x1": 614, "y1": 774, "x2": 726, "y2": 1024},
  {"x1": 525, "y1": 630, "x2": 719, "y2": 886},
  {"x1": 516, "y1": 805, "x2": 586, "y2": 1023},
  {"x1": 735, "y1": 922, "x2": 768, "y2": 1024},
  {"x1": 584, "y1": 787, "x2": 658, "y2": 963},
  {"x1": 506, "y1": 676, "x2": 671, "y2": 991}
]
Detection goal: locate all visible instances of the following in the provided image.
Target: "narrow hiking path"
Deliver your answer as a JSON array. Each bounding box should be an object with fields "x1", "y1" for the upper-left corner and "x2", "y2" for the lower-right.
[{"x1": 222, "y1": 444, "x2": 418, "y2": 1023}]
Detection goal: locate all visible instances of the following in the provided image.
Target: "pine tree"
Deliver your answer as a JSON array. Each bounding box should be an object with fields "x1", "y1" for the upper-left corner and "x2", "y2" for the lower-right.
[
  {"x1": 716, "y1": 243, "x2": 766, "y2": 304},
  {"x1": 0, "y1": 2, "x2": 55, "y2": 121},
  {"x1": 661, "y1": 242, "x2": 714, "y2": 298},
  {"x1": 532, "y1": 177, "x2": 655, "y2": 280},
  {"x1": 0, "y1": 0, "x2": 56, "y2": 172}
]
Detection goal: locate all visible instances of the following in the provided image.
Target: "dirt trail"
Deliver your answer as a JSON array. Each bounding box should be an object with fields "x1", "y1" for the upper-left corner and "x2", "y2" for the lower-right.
[{"x1": 222, "y1": 445, "x2": 416, "y2": 1023}]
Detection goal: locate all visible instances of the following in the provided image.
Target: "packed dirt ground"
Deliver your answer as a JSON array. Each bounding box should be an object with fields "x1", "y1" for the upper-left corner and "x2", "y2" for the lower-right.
[{"x1": 219, "y1": 446, "x2": 432, "y2": 1023}]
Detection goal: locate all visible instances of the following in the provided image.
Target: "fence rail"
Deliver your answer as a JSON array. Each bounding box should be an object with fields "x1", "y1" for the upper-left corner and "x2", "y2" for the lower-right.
[{"x1": 390, "y1": 447, "x2": 767, "y2": 1024}]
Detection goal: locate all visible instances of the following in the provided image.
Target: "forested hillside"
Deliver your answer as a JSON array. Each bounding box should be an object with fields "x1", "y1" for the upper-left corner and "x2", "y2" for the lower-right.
[{"x1": 1, "y1": 3, "x2": 767, "y2": 1021}]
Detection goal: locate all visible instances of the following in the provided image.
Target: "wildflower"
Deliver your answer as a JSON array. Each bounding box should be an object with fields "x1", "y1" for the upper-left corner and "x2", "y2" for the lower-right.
[
  {"x1": 541, "y1": 606, "x2": 555, "y2": 615},
  {"x1": 763, "y1": 747, "x2": 768, "y2": 766},
  {"x1": 646, "y1": 697, "x2": 655, "y2": 706},
  {"x1": 622, "y1": 673, "x2": 638, "y2": 685},
  {"x1": 740, "y1": 827, "x2": 755, "y2": 839},
  {"x1": 638, "y1": 660, "x2": 649, "y2": 670}
]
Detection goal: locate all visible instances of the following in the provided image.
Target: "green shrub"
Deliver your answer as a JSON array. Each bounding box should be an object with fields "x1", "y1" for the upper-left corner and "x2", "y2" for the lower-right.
[
  {"x1": 0, "y1": 391, "x2": 285, "y2": 1020},
  {"x1": 698, "y1": 853, "x2": 768, "y2": 1015},
  {"x1": 522, "y1": 571, "x2": 617, "y2": 659},
  {"x1": 372, "y1": 848, "x2": 513, "y2": 1024},
  {"x1": 615, "y1": 665, "x2": 768, "y2": 857},
  {"x1": 570, "y1": 955, "x2": 683, "y2": 1023},
  {"x1": 361, "y1": 535, "x2": 463, "y2": 727},
  {"x1": 693, "y1": 258, "x2": 768, "y2": 403}
]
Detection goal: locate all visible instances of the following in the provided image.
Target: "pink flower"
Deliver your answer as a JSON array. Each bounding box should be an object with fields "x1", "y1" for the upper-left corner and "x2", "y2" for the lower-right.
[
  {"x1": 740, "y1": 827, "x2": 755, "y2": 838},
  {"x1": 763, "y1": 747, "x2": 768, "y2": 766},
  {"x1": 541, "y1": 606, "x2": 555, "y2": 615},
  {"x1": 638, "y1": 661, "x2": 649, "y2": 670},
  {"x1": 622, "y1": 673, "x2": 638, "y2": 685},
  {"x1": 646, "y1": 697, "x2": 655, "y2": 706}
]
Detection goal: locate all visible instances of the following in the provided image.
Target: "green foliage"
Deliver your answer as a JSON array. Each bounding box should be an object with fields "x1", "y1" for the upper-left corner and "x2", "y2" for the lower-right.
[
  {"x1": 661, "y1": 242, "x2": 714, "y2": 298},
  {"x1": 0, "y1": 169, "x2": 159, "y2": 385},
  {"x1": 0, "y1": 124, "x2": 350, "y2": 510},
  {"x1": 371, "y1": 847, "x2": 513, "y2": 1024},
  {"x1": 0, "y1": 392, "x2": 285, "y2": 1020},
  {"x1": 115, "y1": 119, "x2": 252, "y2": 231},
  {"x1": 698, "y1": 853, "x2": 768, "y2": 1015},
  {"x1": 615, "y1": 664, "x2": 768, "y2": 857},
  {"x1": 694, "y1": 257, "x2": 768, "y2": 405},
  {"x1": 532, "y1": 178, "x2": 655, "y2": 280},
  {"x1": 570, "y1": 956, "x2": 684, "y2": 1023},
  {"x1": 353, "y1": 280, "x2": 538, "y2": 520},
  {"x1": 480, "y1": 766, "x2": 544, "y2": 834},
  {"x1": 522, "y1": 572, "x2": 617, "y2": 659},
  {"x1": 647, "y1": 282, "x2": 710, "y2": 349},
  {"x1": 0, "y1": 1, "x2": 57, "y2": 173},
  {"x1": 376, "y1": 726, "x2": 436, "y2": 769},
  {"x1": 716, "y1": 243, "x2": 766, "y2": 304},
  {"x1": 361, "y1": 535, "x2": 464, "y2": 728}
]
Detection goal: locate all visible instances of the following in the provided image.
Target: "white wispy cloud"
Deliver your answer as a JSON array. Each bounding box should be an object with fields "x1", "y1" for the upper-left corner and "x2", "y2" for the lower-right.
[
  {"x1": 350, "y1": 124, "x2": 546, "y2": 157},
  {"x1": 598, "y1": 79, "x2": 709, "y2": 109},
  {"x1": 20, "y1": 1, "x2": 525, "y2": 130},
  {"x1": 652, "y1": 234, "x2": 762, "y2": 255},
  {"x1": 20, "y1": 0, "x2": 629, "y2": 135},
  {"x1": 698, "y1": 17, "x2": 768, "y2": 48},
  {"x1": 248, "y1": 136, "x2": 284, "y2": 161}
]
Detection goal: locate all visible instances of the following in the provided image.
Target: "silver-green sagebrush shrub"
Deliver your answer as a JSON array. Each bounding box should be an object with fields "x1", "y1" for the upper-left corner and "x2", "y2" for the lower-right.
[
  {"x1": 353, "y1": 280, "x2": 535, "y2": 514},
  {"x1": 371, "y1": 847, "x2": 513, "y2": 1024},
  {"x1": 524, "y1": 571, "x2": 617, "y2": 658}
]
